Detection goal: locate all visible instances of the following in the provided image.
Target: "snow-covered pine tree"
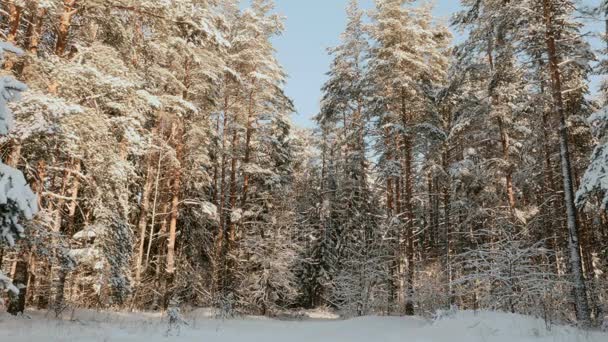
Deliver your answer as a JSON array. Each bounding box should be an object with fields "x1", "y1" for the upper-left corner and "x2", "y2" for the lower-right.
[
  {"x1": 314, "y1": 0, "x2": 387, "y2": 316},
  {"x1": 577, "y1": 0, "x2": 608, "y2": 213},
  {"x1": 577, "y1": 108, "x2": 608, "y2": 211},
  {"x1": 534, "y1": 0, "x2": 592, "y2": 325},
  {"x1": 0, "y1": 42, "x2": 37, "y2": 312},
  {"x1": 367, "y1": 0, "x2": 450, "y2": 315}
]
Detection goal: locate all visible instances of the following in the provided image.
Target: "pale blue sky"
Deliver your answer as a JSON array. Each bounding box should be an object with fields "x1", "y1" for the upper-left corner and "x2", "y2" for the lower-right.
[{"x1": 242, "y1": 1, "x2": 603, "y2": 128}]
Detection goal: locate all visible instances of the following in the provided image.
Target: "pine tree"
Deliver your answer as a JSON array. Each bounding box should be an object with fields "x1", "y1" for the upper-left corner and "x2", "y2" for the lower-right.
[
  {"x1": 367, "y1": 0, "x2": 450, "y2": 315},
  {"x1": 0, "y1": 42, "x2": 38, "y2": 313}
]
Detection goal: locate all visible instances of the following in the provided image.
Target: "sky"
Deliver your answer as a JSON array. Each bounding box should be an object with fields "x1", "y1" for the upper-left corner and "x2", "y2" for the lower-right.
[{"x1": 264, "y1": 0, "x2": 462, "y2": 128}]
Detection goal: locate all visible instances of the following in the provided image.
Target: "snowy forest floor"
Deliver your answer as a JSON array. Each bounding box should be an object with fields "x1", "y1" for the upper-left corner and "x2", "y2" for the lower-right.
[{"x1": 0, "y1": 309, "x2": 606, "y2": 342}]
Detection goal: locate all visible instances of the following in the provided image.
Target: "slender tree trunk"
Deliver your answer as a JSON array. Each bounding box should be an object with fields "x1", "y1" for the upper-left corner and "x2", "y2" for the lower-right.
[
  {"x1": 49, "y1": 165, "x2": 70, "y2": 314},
  {"x1": 30, "y1": 160, "x2": 46, "y2": 308},
  {"x1": 355, "y1": 99, "x2": 367, "y2": 187},
  {"x1": 214, "y1": 96, "x2": 230, "y2": 296},
  {"x1": 134, "y1": 153, "x2": 155, "y2": 285},
  {"x1": 55, "y1": 0, "x2": 78, "y2": 56},
  {"x1": 404, "y1": 135, "x2": 415, "y2": 316},
  {"x1": 6, "y1": 1, "x2": 23, "y2": 44},
  {"x1": 66, "y1": 160, "x2": 81, "y2": 236},
  {"x1": 385, "y1": 128, "x2": 394, "y2": 217},
  {"x1": 487, "y1": 40, "x2": 516, "y2": 210},
  {"x1": 498, "y1": 117, "x2": 516, "y2": 210},
  {"x1": 145, "y1": 144, "x2": 164, "y2": 269},
  {"x1": 542, "y1": 0, "x2": 591, "y2": 326},
  {"x1": 164, "y1": 122, "x2": 183, "y2": 309},
  {"x1": 7, "y1": 259, "x2": 28, "y2": 315},
  {"x1": 442, "y1": 139, "x2": 454, "y2": 307},
  {"x1": 224, "y1": 122, "x2": 239, "y2": 292},
  {"x1": 25, "y1": 252, "x2": 36, "y2": 307},
  {"x1": 53, "y1": 268, "x2": 67, "y2": 316},
  {"x1": 28, "y1": 5, "x2": 47, "y2": 54},
  {"x1": 213, "y1": 112, "x2": 222, "y2": 205},
  {"x1": 541, "y1": 104, "x2": 561, "y2": 272},
  {"x1": 400, "y1": 90, "x2": 415, "y2": 316},
  {"x1": 241, "y1": 86, "x2": 256, "y2": 207},
  {"x1": 4, "y1": 0, "x2": 23, "y2": 70},
  {"x1": 7, "y1": 143, "x2": 22, "y2": 167},
  {"x1": 228, "y1": 127, "x2": 239, "y2": 244}
]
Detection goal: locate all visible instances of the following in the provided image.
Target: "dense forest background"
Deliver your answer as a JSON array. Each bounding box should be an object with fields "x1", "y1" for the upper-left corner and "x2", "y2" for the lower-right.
[{"x1": 0, "y1": 0, "x2": 607, "y2": 329}]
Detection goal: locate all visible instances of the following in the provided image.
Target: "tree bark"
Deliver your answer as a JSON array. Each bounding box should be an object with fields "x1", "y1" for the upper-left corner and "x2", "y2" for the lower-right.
[
  {"x1": 134, "y1": 153, "x2": 155, "y2": 285},
  {"x1": 66, "y1": 160, "x2": 81, "y2": 236},
  {"x1": 442, "y1": 138, "x2": 454, "y2": 307},
  {"x1": 27, "y1": 4, "x2": 47, "y2": 54},
  {"x1": 404, "y1": 136, "x2": 415, "y2": 316},
  {"x1": 241, "y1": 86, "x2": 256, "y2": 207},
  {"x1": 487, "y1": 37, "x2": 516, "y2": 210},
  {"x1": 541, "y1": 0, "x2": 591, "y2": 326},
  {"x1": 55, "y1": 0, "x2": 78, "y2": 56},
  {"x1": 227, "y1": 127, "x2": 239, "y2": 244},
  {"x1": 214, "y1": 95, "x2": 230, "y2": 295},
  {"x1": 164, "y1": 122, "x2": 183, "y2": 308},
  {"x1": 7, "y1": 259, "x2": 29, "y2": 315},
  {"x1": 400, "y1": 90, "x2": 415, "y2": 316},
  {"x1": 6, "y1": 1, "x2": 23, "y2": 44}
]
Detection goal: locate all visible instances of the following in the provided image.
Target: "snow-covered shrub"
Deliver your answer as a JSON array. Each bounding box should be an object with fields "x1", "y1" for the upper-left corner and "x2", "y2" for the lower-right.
[
  {"x1": 416, "y1": 261, "x2": 452, "y2": 316},
  {"x1": 453, "y1": 228, "x2": 559, "y2": 316},
  {"x1": 67, "y1": 217, "x2": 133, "y2": 308},
  {"x1": 166, "y1": 300, "x2": 188, "y2": 336},
  {"x1": 432, "y1": 304, "x2": 459, "y2": 322},
  {"x1": 214, "y1": 292, "x2": 238, "y2": 319},
  {"x1": 237, "y1": 221, "x2": 300, "y2": 316}
]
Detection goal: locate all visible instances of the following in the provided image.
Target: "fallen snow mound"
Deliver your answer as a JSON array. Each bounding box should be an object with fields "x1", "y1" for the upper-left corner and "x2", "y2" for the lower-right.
[{"x1": 0, "y1": 309, "x2": 605, "y2": 342}]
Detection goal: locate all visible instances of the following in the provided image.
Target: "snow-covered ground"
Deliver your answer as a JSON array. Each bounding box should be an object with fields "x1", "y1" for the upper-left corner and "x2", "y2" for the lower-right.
[{"x1": 0, "y1": 309, "x2": 606, "y2": 342}]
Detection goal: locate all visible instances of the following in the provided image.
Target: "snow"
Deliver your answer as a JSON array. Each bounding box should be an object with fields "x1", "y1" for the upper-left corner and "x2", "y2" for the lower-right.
[
  {"x1": 0, "y1": 309, "x2": 606, "y2": 342},
  {"x1": 0, "y1": 42, "x2": 38, "y2": 301}
]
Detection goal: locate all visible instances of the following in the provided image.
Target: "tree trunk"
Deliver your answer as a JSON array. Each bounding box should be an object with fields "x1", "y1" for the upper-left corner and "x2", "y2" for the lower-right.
[
  {"x1": 228, "y1": 127, "x2": 239, "y2": 244},
  {"x1": 399, "y1": 89, "x2": 415, "y2": 316},
  {"x1": 48, "y1": 164, "x2": 70, "y2": 314},
  {"x1": 404, "y1": 136, "x2": 415, "y2": 316},
  {"x1": 27, "y1": 4, "x2": 47, "y2": 54},
  {"x1": 55, "y1": 0, "x2": 78, "y2": 56},
  {"x1": 53, "y1": 268, "x2": 67, "y2": 317},
  {"x1": 213, "y1": 112, "x2": 222, "y2": 206},
  {"x1": 66, "y1": 160, "x2": 81, "y2": 236},
  {"x1": 7, "y1": 143, "x2": 22, "y2": 167},
  {"x1": 7, "y1": 259, "x2": 29, "y2": 315},
  {"x1": 6, "y1": 1, "x2": 23, "y2": 44},
  {"x1": 4, "y1": 0, "x2": 23, "y2": 70},
  {"x1": 442, "y1": 139, "x2": 454, "y2": 307},
  {"x1": 385, "y1": 128, "x2": 394, "y2": 217},
  {"x1": 487, "y1": 38, "x2": 516, "y2": 210},
  {"x1": 541, "y1": 0, "x2": 591, "y2": 326},
  {"x1": 214, "y1": 96, "x2": 230, "y2": 296},
  {"x1": 241, "y1": 86, "x2": 256, "y2": 207},
  {"x1": 224, "y1": 122, "x2": 239, "y2": 293},
  {"x1": 164, "y1": 122, "x2": 183, "y2": 308},
  {"x1": 497, "y1": 116, "x2": 516, "y2": 210},
  {"x1": 134, "y1": 154, "x2": 155, "y2": 285}
]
